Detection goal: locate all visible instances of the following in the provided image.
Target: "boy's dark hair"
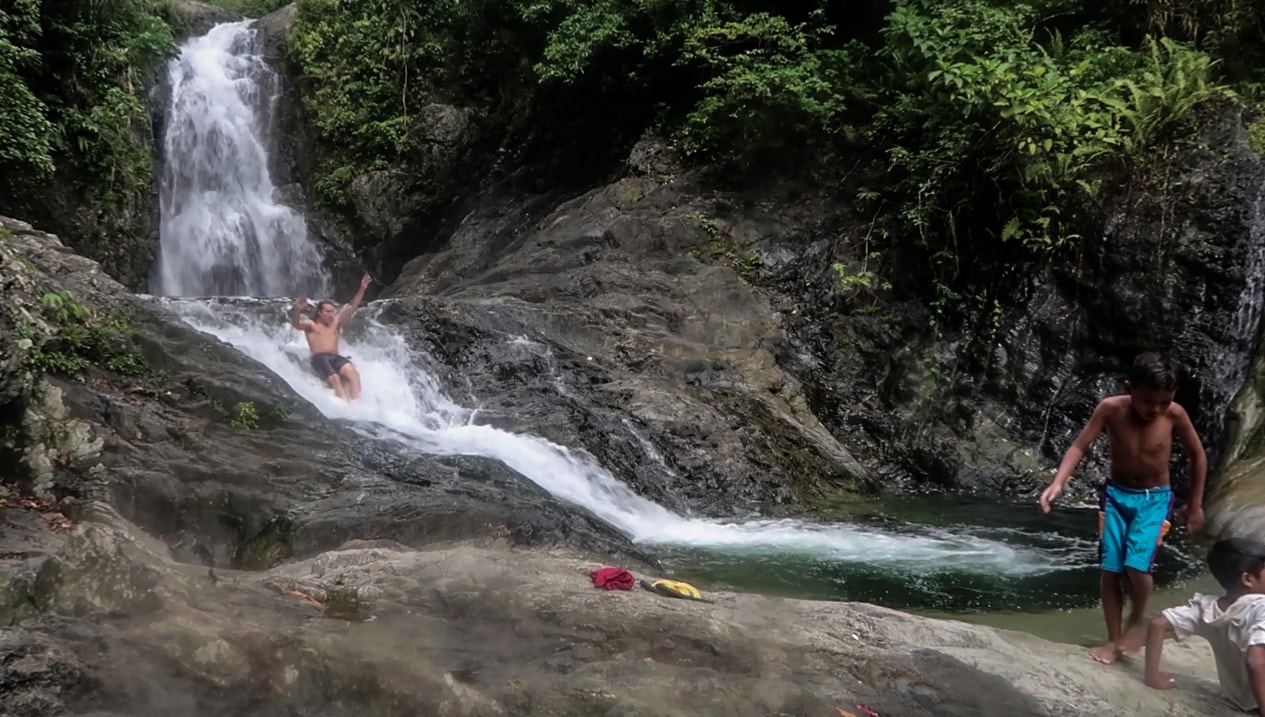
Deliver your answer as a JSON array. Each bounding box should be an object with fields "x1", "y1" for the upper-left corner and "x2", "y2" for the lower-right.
[
  {"x1": 316, "y1": 300, "x2": 334, "y2": 313},
  {"x1": 1129, "y1": 352, "x2": 1177, "y2": 391},
  {"x1": 1208, "y1": 537, "x2": 1265, "y2": 591}
]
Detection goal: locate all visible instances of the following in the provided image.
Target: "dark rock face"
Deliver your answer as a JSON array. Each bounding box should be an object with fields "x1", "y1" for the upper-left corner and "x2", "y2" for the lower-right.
[
  {"x1": 254, "y1": 7, "x2": 488, "y2": 283},
  {"x1": 784, "y1": 109, "x2": 1265, "y2": 504},
  {"x1": 380, "y1": 168, "x2": 873, "y2": 514},
  {"x1": 375, "y1": 112, "x2": 1265, "y2": 511},
  {"x1": 165, "y1": 0, "x2": 244, "y2": 37},
  {"x1": 4, "y1": 153, "x2": 161, "y2": 294},
  {"x1": 978, "y1": 110, "x2": 1265, "y2": 500}
]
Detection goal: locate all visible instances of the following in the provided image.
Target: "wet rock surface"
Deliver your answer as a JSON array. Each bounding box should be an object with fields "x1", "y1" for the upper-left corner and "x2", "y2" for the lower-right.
[
  {"x1": 381, "y1": 110, "x2": 1265, "y2": 513},
  {"x1": 382, "y1": 172, "x2": 872, "y2": 513},
  {"x1": 0, "y1": 216, "x2": 649, "y2": 575},
  {"x1": 165, "y1": 0, "x2": 243, "y2": 36},
  {"x1": 0, "y1": 101, "x2": 1258, "y2": 710}
]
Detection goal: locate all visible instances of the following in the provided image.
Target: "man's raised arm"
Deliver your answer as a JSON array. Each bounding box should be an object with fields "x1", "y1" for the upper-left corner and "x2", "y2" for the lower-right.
[
  {"x1": 290, "y1": 297, "x2": 313, "y2": 330},
  {"x1": 337, "y1": 274, "x2": 374, "y2": 326}
]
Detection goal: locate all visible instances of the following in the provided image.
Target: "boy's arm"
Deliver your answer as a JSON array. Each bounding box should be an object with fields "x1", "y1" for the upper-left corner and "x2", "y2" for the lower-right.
[
  {"x1": 1040, "y1": 400, "x2": 1108, "y2": 512},
  {"x1": 1147, "y1": 597, "x2": 1213, "y2": 690},
  {"x1": 1144, "y1": 615, "x2": 1176, "y2": 689},
  {"x1": 1248, "y1": 645, "x2": 1265, "y2": 711},
  {"x1": 336, "y1": 274, "x2": 373, "y2": 327},
  {"x1": 1173, "y1": 404, "x2": 1207, "y2": 532}
]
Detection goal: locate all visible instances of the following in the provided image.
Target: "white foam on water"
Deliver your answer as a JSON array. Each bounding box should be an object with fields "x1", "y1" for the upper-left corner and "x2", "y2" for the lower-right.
[
  {"x1": 163, "y1": 297, "x2": 1088, "y2": 577},
  {"x1": 145, "y1": 20, "x2": 1092, "y2": 579},
  {"x1": 151, "y1": 21, "x2": 327, "y2": 299}
]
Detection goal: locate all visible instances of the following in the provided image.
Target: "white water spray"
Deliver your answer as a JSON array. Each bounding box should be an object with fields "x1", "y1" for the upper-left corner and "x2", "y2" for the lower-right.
[
  {"x1": 151, "y1": 21, "x2": 328, "y2": 299},
  {"x1": 146, "y1": 20, "x2": 1097, "y2": 583},
  {"x1": 165, "y1": 298, "x2": 1088, "y2": 577}
]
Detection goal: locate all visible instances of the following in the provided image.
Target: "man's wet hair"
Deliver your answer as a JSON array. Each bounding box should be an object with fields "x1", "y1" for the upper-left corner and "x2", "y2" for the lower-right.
[
  {"x1": 1129, "y1": 352, "x2": 1177, "y2": 391},
  {"x1": 316, "y1": 300, "x2": 335, "y2": 313},
  {"x1": 1208, "y1": 537, "x2": 1265, "y2": 591}
]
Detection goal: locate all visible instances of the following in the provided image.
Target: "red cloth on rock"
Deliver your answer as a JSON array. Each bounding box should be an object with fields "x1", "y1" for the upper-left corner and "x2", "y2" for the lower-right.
[{"x1": 590, "y1": 566, "x2": 635, "y2": 590}]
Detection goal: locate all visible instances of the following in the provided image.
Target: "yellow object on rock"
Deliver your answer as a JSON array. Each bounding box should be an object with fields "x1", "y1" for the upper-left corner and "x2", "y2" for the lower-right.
[{"x1": 644, "y1": 578, "x2": 705, "y2": 601}]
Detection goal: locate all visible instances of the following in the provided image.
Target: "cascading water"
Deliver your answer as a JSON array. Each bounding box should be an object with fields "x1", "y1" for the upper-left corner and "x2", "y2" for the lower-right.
[
  {"x1": 145, "y1": 20, "x2": 1155, "y2": 612},
  {"x1": 150, "y1": 21, "x2": 328, "y2": 299},
  {"x1": 1201, "y1": 193, "x2": 1265, "y2": 468},
  {"x1": 164, "y1": 297, "x2": 1093, "y2": 582}
]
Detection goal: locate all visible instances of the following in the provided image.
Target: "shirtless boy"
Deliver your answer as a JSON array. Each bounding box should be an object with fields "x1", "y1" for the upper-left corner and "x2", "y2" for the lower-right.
[
  {"x1": 1039, "y1": 352, "x2": 1207, "y2": 665},
  {"x1": 290, "y1": 273, "x2": 373, "y2": 400}
]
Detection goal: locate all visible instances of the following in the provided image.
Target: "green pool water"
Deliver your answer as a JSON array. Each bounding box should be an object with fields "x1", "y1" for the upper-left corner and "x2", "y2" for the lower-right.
[{"x1": 649, "y1": 494, "x2": 1210, "y2": 643}]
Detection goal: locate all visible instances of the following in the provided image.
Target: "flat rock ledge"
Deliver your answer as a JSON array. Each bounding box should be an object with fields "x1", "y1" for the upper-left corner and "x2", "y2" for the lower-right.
[{"x1": 0, "y1": 504, "x2": 1238, "y2": 717}]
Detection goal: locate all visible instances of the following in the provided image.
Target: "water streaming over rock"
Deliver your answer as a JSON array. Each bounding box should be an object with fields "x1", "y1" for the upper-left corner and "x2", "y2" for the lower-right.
[
  {"x1": 163, "y1": 297, "x2": 1091, "y2": 578},
  {"x1": 150, "y1": 21, "x2": 328, "y2": 299},
  {"x1": 145, "y1": 22, "x2": 1108, "y2": 595},
  {"x1": 1201, "y1": 192, "x2": 1265, "y2": 469}
]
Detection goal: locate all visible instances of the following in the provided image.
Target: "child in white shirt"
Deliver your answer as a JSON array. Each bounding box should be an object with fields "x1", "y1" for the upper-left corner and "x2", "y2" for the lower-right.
[{"x1": 1145, "y1": 537, "x2": 1265, "y2": 711}]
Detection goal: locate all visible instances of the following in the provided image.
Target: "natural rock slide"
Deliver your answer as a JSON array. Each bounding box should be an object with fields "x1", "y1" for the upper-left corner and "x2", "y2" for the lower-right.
[
  {"x1": 0, "y1": 211, "x2": 1236, "y2": 717},
  {"x1": 8, "y1": 4, "x2": 1265, "y2": 716}
]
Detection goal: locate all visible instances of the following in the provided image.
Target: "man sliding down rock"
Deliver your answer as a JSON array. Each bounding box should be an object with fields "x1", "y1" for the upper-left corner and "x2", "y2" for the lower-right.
[{"x1": 290, "y1": 273, "x2": 373, "y2": 400}]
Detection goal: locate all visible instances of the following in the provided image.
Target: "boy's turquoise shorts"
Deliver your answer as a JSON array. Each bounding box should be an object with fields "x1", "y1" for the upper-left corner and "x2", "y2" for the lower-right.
[{"x1": 1097, "y1": 481, "x2": 1174, "y2": 574}]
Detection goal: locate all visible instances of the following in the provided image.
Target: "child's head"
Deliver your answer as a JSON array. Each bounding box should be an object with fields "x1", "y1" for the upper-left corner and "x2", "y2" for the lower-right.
[
  {"x1": 1124, "y1": 352, "x2": 1177, "y2": 421},
  {"x1": 1208, "y1": 538, "x2": 1265, "y2": 595}
]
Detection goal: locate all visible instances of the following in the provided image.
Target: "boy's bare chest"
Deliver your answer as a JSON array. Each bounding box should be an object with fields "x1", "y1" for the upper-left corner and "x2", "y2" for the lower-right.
[{"x1": 1105, "y1": 419, "x2": 1173, "y2": 456}]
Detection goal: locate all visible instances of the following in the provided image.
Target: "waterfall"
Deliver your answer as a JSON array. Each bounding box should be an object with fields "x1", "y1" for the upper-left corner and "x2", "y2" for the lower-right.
[
  {"x1": 144, "y1": 22, "x2": 1101, "y2": 591},
  {"x1": 163, "y1": 297, "x2": 1086, "y2": 578},
  {"x1": 150, "y1": 21, "x2": 329, "y2": 299},
  {"x1": 1202, "y1": 193, "x2": 1265, "y2": 469}
]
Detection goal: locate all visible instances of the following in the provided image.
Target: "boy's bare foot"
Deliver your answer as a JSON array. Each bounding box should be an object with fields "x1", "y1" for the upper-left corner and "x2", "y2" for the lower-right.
[
  {"x1": 1119, "y1": 622, "x2": 1147, "y2": 655},
  {"x1": 1144, "y1": 671, "x2": 1176, "y2": 690},
  {"x1": 1089, "y1": 642, "x2": 1121, "y2": 664}
]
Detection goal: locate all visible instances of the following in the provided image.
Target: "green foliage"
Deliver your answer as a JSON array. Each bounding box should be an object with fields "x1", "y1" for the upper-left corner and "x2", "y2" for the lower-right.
[
  {"x1": 289, "y1": 0, "x2": 435, "y2": 204},
  {"x1": 832, "y1": 254, "x2": 892, "y2": 305},
  {"x1": 0, "y1": 4, "x2": 55, "y2": 184},
  {"x1": 229, "y1": 402, "x2": 259, "y2": 430},
  {"x1": 290, "y1": 0, "x2": 866, "y2": 204},
  {"x1": 872, "y1": 0, "x2": 1232, "y2": 274},
  {"x1": 27, "y1": 290, "x2": 155, "y2": 379},
  {"x1": 1250, "y1": 114, "x2": 1265, "y2": 155},
  {"x1": 0, "y1": 0, "x2": 176, "y2": 208},
  {"x1": 1120, "y1": 0, "x2": 1265, "y2": 82},
  {"x1": 286, "y1": 0, "x2": 1247, "y2": 298},
  {"x1": 677, "y1": 10, "x2": 855, "y2": 158}
]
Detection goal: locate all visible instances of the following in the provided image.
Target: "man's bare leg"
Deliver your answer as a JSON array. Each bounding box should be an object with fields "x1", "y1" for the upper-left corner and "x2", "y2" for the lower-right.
[
  {"x1": 1090, "y1": 570, "x2": 1126, "y2": 664},
  {"x1": 1119, "y1": 567, "x2": 1155, "y2": 655},
  {"x1": 339, "y1": 363, "x2": 361, "y2": 400},
  {"x1": 326, "y1": 374, "x2": 348, "y2": 400}
]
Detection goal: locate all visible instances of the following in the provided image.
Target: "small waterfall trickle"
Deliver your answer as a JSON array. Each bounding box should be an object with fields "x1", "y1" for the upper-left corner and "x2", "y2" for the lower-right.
[
  {"x1": 1203, "y1": 193, "x2": 1265, "y2": 470},
  {"x1": 150, "y1": 21, "x2": 328, "y2": 299}
]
